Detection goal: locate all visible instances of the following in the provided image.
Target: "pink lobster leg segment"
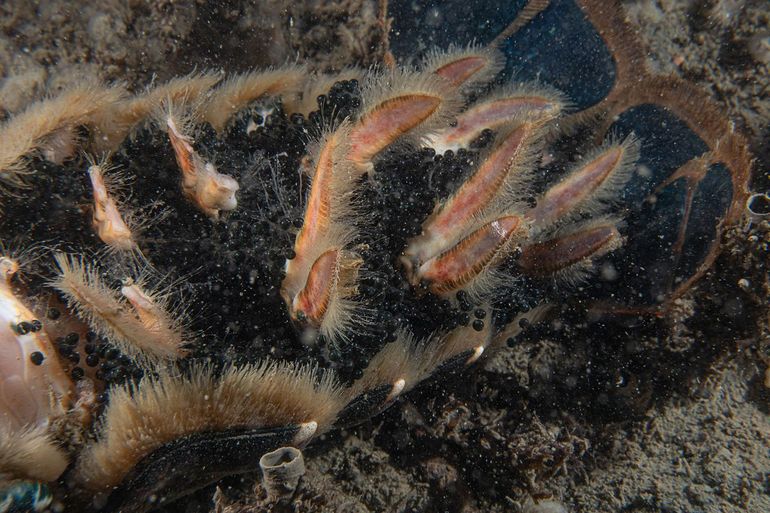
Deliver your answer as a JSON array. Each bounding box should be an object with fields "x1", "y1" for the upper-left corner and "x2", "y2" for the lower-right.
[
  {"x1": 291, "y1": 249, "x2": 339, "y2": 327},
  {"x1": 294, "y1": 132, "x2": 338, "y2": 254},
  {"x1": 529, "y1": 146, "x2": 626, "y2": 227},
  {"x1": 519, "y1": 224, "x2": 621, "y2": 277},
  {"x1": 418, "y1": 216, "x2": 525, "y2": 295},
  {"x1": 406, "y1": 123, "x2": 533, "y2": 270},
  {"x1": 348, "y1": 95, "x2": 441, "y2": 170},
  {"x1": 434, "y1": 96, "x2": 556, "y2": 151},
  {"x1": 433, "y1": 56, "x2": 487, "y2": 87}
]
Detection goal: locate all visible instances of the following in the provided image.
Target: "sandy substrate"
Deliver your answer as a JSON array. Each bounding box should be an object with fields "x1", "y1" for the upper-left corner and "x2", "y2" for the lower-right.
[
  {"x1": 0, "y1": 0, "x2": 384, "y2": 115},
  {"x1": 0, "y1": 1, "x2": 768, "y2": 512},
  {"x1": 623, "y1": 0, "x2": 769, "y2": 187}
]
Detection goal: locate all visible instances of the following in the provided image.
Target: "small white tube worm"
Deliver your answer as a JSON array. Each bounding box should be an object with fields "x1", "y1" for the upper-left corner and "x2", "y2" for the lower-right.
[{"x1": 258, "y1": 446, "x2": 305, "y2": 501}]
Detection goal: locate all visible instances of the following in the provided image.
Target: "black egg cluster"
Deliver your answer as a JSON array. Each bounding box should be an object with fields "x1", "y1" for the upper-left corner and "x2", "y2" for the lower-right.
[
  {"x1": 313, "y1": 79, "x2": 362, "y2": 124},
  {"x1": 0, "y1": 80, "x2": 545, "y2": 387},
  {"x1": 13, "y1": 318, "x2": 43, "y2": 336},
  {"x1": 51, "y1": 326, "x2": 143, "y2": 391}
]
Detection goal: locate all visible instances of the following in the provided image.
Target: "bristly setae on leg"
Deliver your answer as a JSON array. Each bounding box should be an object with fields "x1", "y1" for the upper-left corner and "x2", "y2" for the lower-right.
[{"x1": 0, "y1": 0, "x2": 753, "y2": 512}]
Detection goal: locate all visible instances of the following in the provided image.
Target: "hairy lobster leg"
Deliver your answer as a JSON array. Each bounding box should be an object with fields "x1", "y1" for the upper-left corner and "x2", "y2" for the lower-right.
[{"x1": 102, "y1": 426, "x2": 309, "y2": 513}]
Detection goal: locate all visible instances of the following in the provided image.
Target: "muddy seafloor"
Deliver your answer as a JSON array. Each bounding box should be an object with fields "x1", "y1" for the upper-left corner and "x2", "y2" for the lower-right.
[{"x1": 1, "y1": 1, "x2": 769, "y2": 512}]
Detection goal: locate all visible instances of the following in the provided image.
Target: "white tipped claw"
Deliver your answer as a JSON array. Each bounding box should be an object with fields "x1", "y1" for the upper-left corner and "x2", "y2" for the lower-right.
[
  {"x1": 293, "y1": 421, "x2": 318, "y2": 446},
  {"x1": 386, "y1": 378, "x2": 407, "y2": 403},
  {"x1": 465, "y1": 345, "x2": 485, "y2": 365}
]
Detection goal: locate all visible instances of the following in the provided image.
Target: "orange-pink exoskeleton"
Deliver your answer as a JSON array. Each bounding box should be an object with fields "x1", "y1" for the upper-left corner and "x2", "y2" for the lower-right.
[{"x1": 281, "y1": 123, "x2": 366, "y2": 346}]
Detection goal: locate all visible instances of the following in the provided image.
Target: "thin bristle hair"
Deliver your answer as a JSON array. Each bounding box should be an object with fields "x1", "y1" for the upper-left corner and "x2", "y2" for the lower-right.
[
  {"x1": 92, "y1": 72, "x2": 220, "y2": 152},
  {"x1": 75, "y1": 361, "x2": 346, "y2": 490},
  {"x1": 0, "y1": 84, "x2": 122, "y2": 191},
  {"x1": 0, "y1": 426, "x2": 69, "y2": 483},
  {"x1": 85, "y1": 153, "x2": 129, "y2": 193},
  {"x1": 201, "y1": 65, "x2": 307, "y2": 132},
  {"x1": 153, "y1": 96, "x2": 199, "y2": 137},
  {"x1": 0, "y1": 241, "x2": 48, "y2": 282},
  {"x1": 50, "y1": 254, "x2": 190, "y2": 367}
]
